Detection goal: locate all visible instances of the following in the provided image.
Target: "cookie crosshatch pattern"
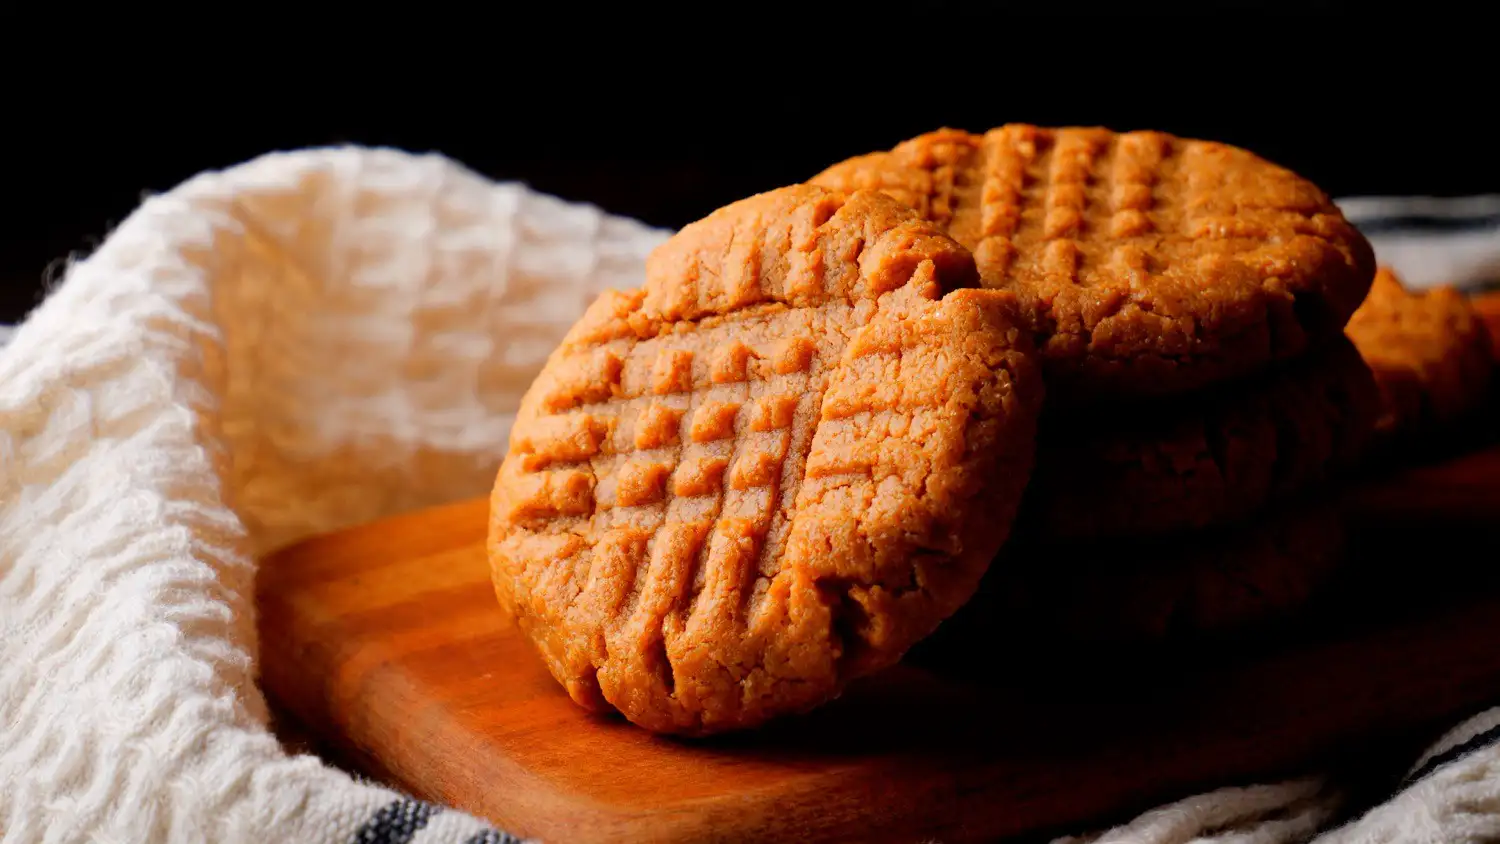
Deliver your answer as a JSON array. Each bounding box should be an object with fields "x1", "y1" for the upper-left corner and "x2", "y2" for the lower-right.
[
  {"x1": 811, "y1": 125, "x2": 1377, "y2": 400},
  {"x1": 488, "y1": 186, "x2": 1045, "y2": 735}
]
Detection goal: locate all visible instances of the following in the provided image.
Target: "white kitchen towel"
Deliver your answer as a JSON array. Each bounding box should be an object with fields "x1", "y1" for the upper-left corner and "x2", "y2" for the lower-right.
[{"x1": 0, "y1": 148, "x2": 1496, "y2": 844}]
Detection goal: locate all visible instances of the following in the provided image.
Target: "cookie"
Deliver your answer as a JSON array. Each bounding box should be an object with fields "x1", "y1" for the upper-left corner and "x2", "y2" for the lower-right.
[
  {"x1": 1345, "y1": 266, "x2": 1494, "y2": 439},
  {"x1": 487, "y1": 185, "x2": 1045, "y2": 735},
  {"x1": 809, "y1": 125, "x2": 1376, "y2": 402},
  {"x1": 1027, "y1": 334, "x2": 1379, "y2": 541},
  {"x1": 955, "y1": 501, "x2": 1346, "y2": 647}
]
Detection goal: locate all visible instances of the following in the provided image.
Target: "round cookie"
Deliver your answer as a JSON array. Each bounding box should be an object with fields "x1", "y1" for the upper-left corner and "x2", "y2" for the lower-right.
[
  {"x1": 1027, "y1": 334, "x2": 1380, "y2": 542},
  {"x1": 488, "y1": 185, "x2": 1046, "y2": 735},
  {"x1": 951, "y1": 501, "x2": 1346, "y2": 648},
  {"x1": 809, "y1": 125, "x2": 1376, "y2": 403},
  {"x1": 1345, "y1": 266, "x2": 1494, "y2": 440}
]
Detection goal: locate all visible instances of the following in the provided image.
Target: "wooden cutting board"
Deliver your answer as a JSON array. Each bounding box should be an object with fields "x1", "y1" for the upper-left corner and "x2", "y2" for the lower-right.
[{"x1": 258, "y1": 296, "x2": 1500, "y2": 844}]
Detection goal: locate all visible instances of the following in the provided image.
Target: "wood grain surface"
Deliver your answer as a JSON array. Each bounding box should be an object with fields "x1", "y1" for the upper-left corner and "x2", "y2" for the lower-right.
[{"x1": 255, "y1": 295, "x2": 1500, "y2": 844}]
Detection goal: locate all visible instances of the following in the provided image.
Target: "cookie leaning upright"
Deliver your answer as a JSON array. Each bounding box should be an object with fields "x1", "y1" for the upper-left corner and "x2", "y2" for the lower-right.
[
  {"x1": 487, "y1": 185, "x2": 1045, "y2": 736},
  {"x1": 810, "y1": 126, "x2": 1377, "y2": 401}
]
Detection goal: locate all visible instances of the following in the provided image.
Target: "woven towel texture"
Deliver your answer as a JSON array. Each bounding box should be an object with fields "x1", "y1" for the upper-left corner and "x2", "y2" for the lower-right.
[{"x1": 0, "y1": 148, "x2": 666, "y2": 843}]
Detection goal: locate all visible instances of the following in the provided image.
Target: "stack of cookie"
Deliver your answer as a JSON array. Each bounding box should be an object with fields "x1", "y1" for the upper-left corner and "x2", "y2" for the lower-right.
[
  {"x1": 486, "y1": 125, "x2": 1487, "y2": 736},
  {"x1": 808, "y1": 126, "x2": 1382, "y2": 646}
]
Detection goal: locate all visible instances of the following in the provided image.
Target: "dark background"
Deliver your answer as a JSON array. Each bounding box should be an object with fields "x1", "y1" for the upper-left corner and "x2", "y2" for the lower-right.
[{"x1": 2, "y1": 34, "x2": 1492, "y2": 325}]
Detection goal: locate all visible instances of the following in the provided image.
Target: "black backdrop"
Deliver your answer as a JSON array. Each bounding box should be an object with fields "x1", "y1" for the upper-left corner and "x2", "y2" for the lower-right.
[{"x1": 3, "y1": 43, "x2": 1494, "y2": 325}]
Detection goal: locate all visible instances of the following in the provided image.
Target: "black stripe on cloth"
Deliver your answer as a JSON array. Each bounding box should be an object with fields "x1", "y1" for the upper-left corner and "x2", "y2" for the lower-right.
[
  {"x1": 462, "y1": 829, "x2": 526, "y2": 844},
  {"x1": 353, "y1": 798, "x2": 442, "y2": 844},
  {"x1": 1399, "y1": 722, "x2": 1500, "y2": 791},
  {"x1": 1352, "y1": 212, "x2": 1500, "y2": 237}
]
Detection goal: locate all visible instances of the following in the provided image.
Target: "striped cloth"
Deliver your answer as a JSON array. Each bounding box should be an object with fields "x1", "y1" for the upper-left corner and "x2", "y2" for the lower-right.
[{"x1": 1340, "y1": 195, "x2": 1500, "y2": 293}]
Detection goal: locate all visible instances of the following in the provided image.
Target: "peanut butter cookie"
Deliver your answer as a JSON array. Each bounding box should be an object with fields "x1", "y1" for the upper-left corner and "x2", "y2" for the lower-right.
[
  {"x1": 1028, "y1": 335, "x2": 1379, "y2": 541},
  {"x1": 959, "y1": 502, "x2": 1346, "y2": 647},
  {"x1": 810, "y1": 126, "x2": 1376, "y2": 402},
  {"x1": 488, "y1": 185, "x2": 1045, "y2": 735},
  {"x1": 1346, "y1": 266, "x2": 1494, "y2": 439}
]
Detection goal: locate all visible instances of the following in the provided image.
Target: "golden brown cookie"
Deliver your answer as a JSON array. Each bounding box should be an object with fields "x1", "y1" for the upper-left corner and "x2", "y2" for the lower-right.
[
  {"x1": 959, "y1": 501, "x2": 1346, "y2": 646},
  {"x1": 809, "y1": 126, "x2": 1376, "y2": 402},
  {"x1": 1346, "y1": 266, "x2": 1494, "y2": 439},
  {"x1": 487, "y1": 185, "x2": 1045, "y2": 735},
  {"x1": 1027, "y1": 334, "x2": 1380, "y2": 541}
]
